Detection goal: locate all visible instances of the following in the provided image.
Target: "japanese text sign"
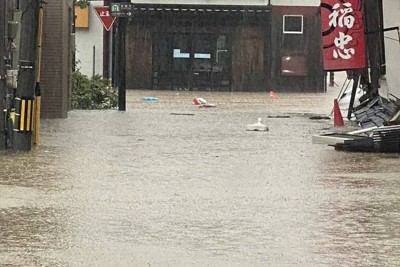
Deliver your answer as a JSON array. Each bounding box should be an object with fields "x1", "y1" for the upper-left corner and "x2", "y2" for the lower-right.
[
  {"x1": 94, "y1": 6, "x2": 116, "y2": 31},
  {"x1": 321, "y1": 0, "x2": 366, "y2": 71}
]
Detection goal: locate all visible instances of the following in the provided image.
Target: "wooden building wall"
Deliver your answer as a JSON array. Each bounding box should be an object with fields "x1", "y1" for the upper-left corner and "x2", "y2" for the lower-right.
[
  {"x1": 126, "y1": 21, "x2": 153, "y2": 89},
  {"x1": 232, "y1": 25, "x2": 267, "y2": 92},
  {"x1": 125, "y1": 5, "x2": 324, "y2": 92},
  {"x1": 270, "y1": 6, "x2": 325, "y2": 92}
]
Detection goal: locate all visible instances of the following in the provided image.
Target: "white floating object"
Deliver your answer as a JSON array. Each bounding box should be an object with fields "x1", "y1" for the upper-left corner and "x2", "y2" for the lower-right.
[
  {"x1": 246, "y1": 118, "x2": 269, "y2": 131},
  {"x1": 197, "y1": 97, "x2": 207, "y2": 104},
  {"x1": 193, "y1": 97, "x2": 216, "y2": 108}
]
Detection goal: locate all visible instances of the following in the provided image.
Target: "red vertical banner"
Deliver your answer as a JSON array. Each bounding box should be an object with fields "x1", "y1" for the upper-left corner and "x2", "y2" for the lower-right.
[{"x1": 321, "y1": 0, "x2": 366, "y2": 71}]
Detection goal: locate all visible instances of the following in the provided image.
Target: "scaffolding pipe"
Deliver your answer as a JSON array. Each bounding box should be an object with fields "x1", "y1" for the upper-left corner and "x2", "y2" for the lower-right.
[{"x1": 33, "y1": 1, "x2": 44, "y2": 146}]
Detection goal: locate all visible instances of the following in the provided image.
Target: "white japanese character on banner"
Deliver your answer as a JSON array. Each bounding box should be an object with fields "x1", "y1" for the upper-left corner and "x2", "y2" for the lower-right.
[
  {"x1": 334, "y1": 32, "x2": 353, "y2": 49},
  {"x1": 333, "y1": 47, "x2": 355, "y2": 59},
  {"x1": 328, "y1": 2, "x2": 355, "y2": 28},
  {"x1": 333, "y1": 32, "x2": 355, "y2": 59}
]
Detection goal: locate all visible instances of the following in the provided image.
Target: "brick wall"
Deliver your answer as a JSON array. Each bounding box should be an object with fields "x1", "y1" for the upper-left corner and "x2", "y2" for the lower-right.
[{"x1": 40, "y1": 0, "x2": 72, "y2": 118}]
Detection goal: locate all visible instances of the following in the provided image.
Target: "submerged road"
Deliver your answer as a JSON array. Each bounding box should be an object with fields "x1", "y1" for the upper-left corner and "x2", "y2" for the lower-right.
[{"x1": 1, "y1": 88, "x2": 400, "y2": 266}]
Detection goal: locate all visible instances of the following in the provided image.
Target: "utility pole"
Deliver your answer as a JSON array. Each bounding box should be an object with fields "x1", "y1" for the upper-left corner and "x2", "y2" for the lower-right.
[
  {"x1": 117, "y1": 17, "x2": 126, "y2": 111},
  {"x1": 13, "y1": 0, "x2": 39, "y2": 151},
  {"x1": 0, "y1": 0, "x2": 6, "y2": 150},
  {"x1": 103, "y1": 0, "x2": 111, "y2": 79},
  {"x1": 113, "y1": 0, "x2": 126, "y2": 111}
]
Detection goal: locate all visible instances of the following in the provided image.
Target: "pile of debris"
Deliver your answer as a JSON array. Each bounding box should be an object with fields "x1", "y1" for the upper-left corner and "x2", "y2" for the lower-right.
[
  {"x1": 353, "y1": 96, "x2": 399, "y2": 128},
  {"x1": 313, "y1": 86, "x2": 400, "y2": 153},
  {"x1": 313, "y1": 123, "x2": 400, "y2": 152}
]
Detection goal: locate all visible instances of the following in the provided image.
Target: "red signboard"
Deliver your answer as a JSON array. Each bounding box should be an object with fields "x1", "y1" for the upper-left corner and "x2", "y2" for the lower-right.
[
  {"x1": 321, "y1": 0, "x2": 366, "y2": 71},
  {"x1": 94, "y1": 6, "x2": 116, "y2": 31}
]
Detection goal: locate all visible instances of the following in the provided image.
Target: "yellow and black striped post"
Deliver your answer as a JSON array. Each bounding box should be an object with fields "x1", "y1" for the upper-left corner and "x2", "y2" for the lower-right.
[{"x1": 14, "y1": 97, "x2": 35, "y2": 133}]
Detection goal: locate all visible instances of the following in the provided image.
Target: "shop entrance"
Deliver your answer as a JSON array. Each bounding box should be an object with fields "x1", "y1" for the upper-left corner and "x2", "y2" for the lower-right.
[{"x1": 153, "y1": 33, "x2": 231, "y2": 90}]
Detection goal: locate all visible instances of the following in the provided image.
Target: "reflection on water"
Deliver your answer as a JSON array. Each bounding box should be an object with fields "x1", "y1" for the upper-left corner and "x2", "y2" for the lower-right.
[
  {"x1": 316, "y1": 199, "x2": 400, "y2": 266},
  {"x1": 315, "y1": 153, "x2": 400, "y2": 266},
  {"x1": 1, "y1": 91, "x2": 400, "y2": 266}
]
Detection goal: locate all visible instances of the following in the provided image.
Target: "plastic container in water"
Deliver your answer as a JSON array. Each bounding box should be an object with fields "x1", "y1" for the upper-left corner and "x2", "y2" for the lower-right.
[
  {"x1": 246, "y1": 118, "x2": 269, "y2": 131},
  {"x1": 193, "y1": 97, "x2": 216, "y2": 107},
  {"x1": 142, "y1": 97, "x2": 159, "y2": 102}
]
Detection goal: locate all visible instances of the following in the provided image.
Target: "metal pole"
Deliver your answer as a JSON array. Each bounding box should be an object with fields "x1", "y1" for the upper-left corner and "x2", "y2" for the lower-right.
[
  {"x1": 72, "y1": 2, "x2": 76, "y2": 72},
  {"x1": 347, "y1": 75, "x2": 360, "y2": 120},
  {"x1": 103, "y1": 0, "x2": 110, "y2": 79},
  {"x1": 0, "y1": 0, "x2": 6, "y2": 149},
  {"x1": 117, "y1": 17, "x2": 126, "y2": 111},
  {"x1": 112, "y1": 20, "x2": 118, "y2": 88},
  {"x1": 109, "y1": 26, "x2": 113, "y2": 85},
  {"x1": 378, "y1": 0, "x2": 386, "y2": 75},
  {"x1": 103, "y1": 29, "x2": 109, "y2": 78},
  {"x1": 13, "y1": 0, "x2": 39, "y2": 151},
  {"x1": 93, "y1": 45, "x2": 96, "y2": 78},
  {"x1": 33, "y1": 1, "x2": 44, "y2": 146}
]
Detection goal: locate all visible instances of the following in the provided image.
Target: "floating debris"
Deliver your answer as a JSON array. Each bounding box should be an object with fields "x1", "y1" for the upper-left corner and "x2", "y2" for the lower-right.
[
  {"x1": 309, "y1": 116, "x2": 330, "y2": 120},
  {"x1": 354, "y1": 96, "x2": 398, "y2": 128},
  {"x1": 193, "y1": 97, "x2": 216, "y2": 108},
  {"x1": 312, "y1": 133, "x2": 373, "y2": 152},
  {"x1": 312, "y1": 125, "x2": 400, "y2": 153},
  {"x1": 170, "y1": 113, "x2": 195, "y2": 116},
  {"x1": 269, "y1": 91, "x2": 278, "y2": 102},
  {"x1": 142, "y1": 96, "x2": 159, "y2": 102},
  {"x1": 268, "y1": 115, "x2": 291, "y2": 119},
  {"x1": 246, "y1": 118, "x2": 269, "y2": 132}
]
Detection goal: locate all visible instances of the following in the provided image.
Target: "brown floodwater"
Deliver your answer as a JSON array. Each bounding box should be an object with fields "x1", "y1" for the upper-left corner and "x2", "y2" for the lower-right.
[{"x1": 1, "y1": 90, "x2": 400, "y2": 266}]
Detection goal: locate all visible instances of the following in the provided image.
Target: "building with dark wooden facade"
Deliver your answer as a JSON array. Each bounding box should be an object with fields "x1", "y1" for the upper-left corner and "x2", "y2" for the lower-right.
[{"x1": 125, "y1": 1, "x2": 325, "y2": 92}]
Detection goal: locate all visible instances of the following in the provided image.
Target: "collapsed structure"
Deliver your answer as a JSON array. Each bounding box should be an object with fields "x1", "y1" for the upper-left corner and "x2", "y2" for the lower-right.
[{"x1": 314, "y1": 0, "x2": 400, "y2": 152}]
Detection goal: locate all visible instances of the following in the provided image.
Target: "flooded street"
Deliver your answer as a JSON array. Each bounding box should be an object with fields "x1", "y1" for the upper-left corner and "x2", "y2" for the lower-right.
[{"x1": 1, "y1": 89, "x2": 400, "y2": 266}]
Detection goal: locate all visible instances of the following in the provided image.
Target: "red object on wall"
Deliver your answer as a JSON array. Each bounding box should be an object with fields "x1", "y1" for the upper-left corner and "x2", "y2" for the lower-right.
[{"x1": 321, "y1": 0, "x2": 366, "y2": 71}]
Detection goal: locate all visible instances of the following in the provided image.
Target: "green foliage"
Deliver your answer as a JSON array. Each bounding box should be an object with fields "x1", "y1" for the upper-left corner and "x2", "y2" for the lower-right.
[
  {"x1": 74, "y1": 0, "x2": 90, "y2": 9},
  {"x1": 71, "y1": 71, "x2": 118, "y2": 110}
]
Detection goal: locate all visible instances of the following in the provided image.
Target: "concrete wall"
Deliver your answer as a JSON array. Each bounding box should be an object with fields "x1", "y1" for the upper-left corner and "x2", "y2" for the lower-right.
[
  {"x1": 383, "y1": 0, "x2": 400, "y2": 98},
  {"x1": 131, "y1": 0, "x2": 319, "y2": 6},
  {"x1": 75, "y1": 1, "x2": 104, "y2": 77}
]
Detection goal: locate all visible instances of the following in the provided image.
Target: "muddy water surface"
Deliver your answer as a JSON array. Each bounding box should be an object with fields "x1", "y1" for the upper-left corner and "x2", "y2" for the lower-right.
[{"x1": 1, "y1": 90, "x2": 400, "y2": 266}]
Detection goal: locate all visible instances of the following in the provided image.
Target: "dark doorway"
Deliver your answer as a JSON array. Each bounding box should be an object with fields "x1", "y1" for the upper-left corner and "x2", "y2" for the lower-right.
[{"x1": 153, "y1": 33, "x2": 231, "y2": 91}]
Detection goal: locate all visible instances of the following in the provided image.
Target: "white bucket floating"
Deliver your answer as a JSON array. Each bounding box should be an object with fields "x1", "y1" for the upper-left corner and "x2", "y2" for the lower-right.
[{"x1": 246, "y1": 118, "x2": 269, "y2": 131}]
